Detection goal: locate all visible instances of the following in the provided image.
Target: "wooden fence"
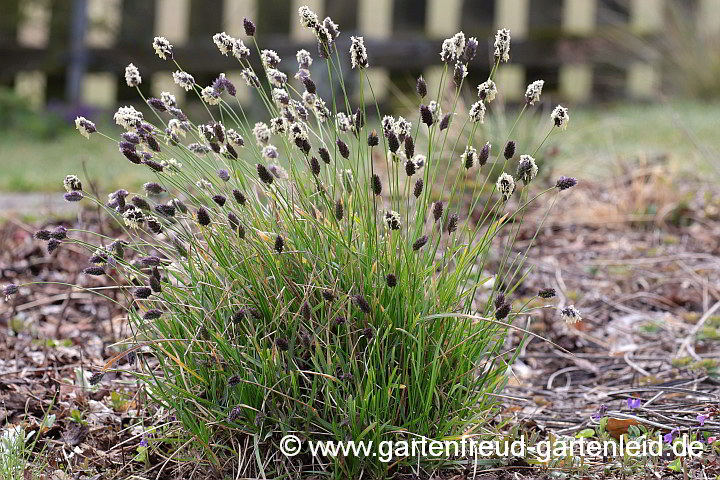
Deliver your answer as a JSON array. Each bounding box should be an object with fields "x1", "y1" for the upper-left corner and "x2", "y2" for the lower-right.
[{"x1": 2, "y1": 0, "x2": 720, "y2": 109}]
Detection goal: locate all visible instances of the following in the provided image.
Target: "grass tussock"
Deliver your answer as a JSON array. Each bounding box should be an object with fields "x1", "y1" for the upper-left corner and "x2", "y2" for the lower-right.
[{"x1": 4, "y1": 8, "x2": 579, "y2": 479}]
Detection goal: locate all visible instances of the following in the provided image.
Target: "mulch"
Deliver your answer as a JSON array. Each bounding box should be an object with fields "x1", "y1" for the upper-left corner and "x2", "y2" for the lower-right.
[{"x1": 1, "y1": 165, "x2": 719, "y2": 478}]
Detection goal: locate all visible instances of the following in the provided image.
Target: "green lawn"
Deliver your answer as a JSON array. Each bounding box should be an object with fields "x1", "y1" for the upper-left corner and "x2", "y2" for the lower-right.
[{"x1": 0, "y1": 100, "x2": 717, "y2": 193}]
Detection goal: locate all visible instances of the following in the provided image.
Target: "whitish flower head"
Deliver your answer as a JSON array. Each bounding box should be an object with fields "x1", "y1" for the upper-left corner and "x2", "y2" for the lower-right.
[
  {"x1": 461, "y1": 146, "x2": 477, "y2": 169},
  {"x1": 428, "y1": 101, "x2": 442, "y2": 123},
  {"x1": 240, "y1": 68, "x2": 260, "y2": 88},
  {"x1": 561, "y1": 305, "x2": 582, "y2": 323},
  {"x1": 261, "y1": 49, "x2": 281, "y2": 68},
  {"x1": 189, "y1": 143, "x2": 210, "y2": 155},
  {"x1": 267, "y1": 68, "x2": 287, "y2": 87},
  {"x1": 296, "y1": 49, "x2": 312, "y2": 70},
  {"x1": 516, "y1": 154, "x2": 538, "y2": 184},
  {"x1": 201, "y1": 86, "x2": 221, "y2": 105},
  {"x1": 74, "y1": 116, "x2": 96, "y2": 139},
  {"x1": 478, "y1": 80, "x2": 497, "y2": 102},
  {"x1": 113, "y1": 106, "x2": 144, "y2": 130},
  {"x1": 226, "y1": 129, "x2": 244, "y2": 147},
  {"x1": 122, "y1": 207, "x2": 144, "y2": 229},
  {"x1": 124, "y1": 63, "x2": 141, "y2": 87},
  {"x1": 262, "y1": 145, "x2": 279, "y2": 160},
  {"x1": 314, "y1": 98, "x2": 330, "y2": 122},
  {"x1": 253, "y1": 122, "x2": 271, "y2": 146},
  {"x1": 469, "y1": 101, "x2": 486, "y2": 123},
  {"x1": 213, "y1": 32, "x2": 234, "y2": 55},
  {"x1": 196, "y1": 179, "x2": 213, "y2": 190},
  {"x1": 268, "y1": 164, "x2": 288, "y2": 179},
  {"x1": 302, "y1": 91, "x2": 316, "y2": 107},
  {"x1": 288, "y1": 122, "x2": 308, "y2": 142},
  {"x1": 440, "y1": 39, "x2": 455, "y2": 63},
  {"x1": 323, "y1": 17, "x2": 340, "y2": 40},
  {"x1": 63, "y1": 174, "x2": 82, "y2": 192},
  {"x1": 494, "y1": 28, "x2": 511, "y2": 62},
  {"x1": 524, "y1": 80, "x2": 544, "y2": 105},
  {"x1": 168, "y1": 119, "x2": 187, "y2": 137},
  {"x1": 298, "y1": 5, "x2": 319, "y2": 28},
  {"x1": 383, "y1": 210, "x2": 401, "y2": 230},
  {"x1": 335, "y1": 112, "x2": 352, "y2": 132},
  {"x1": 270, "y1": 116, "x2": 288, "y2": 135},
  {"x1": 451, "y1": 32, "x2": 466, "y2": 57},
  {"x1": 350, "y1": 36, "x2": 368, "y2": 69},
  {"x1": 381, "y1": 115, "x2": 395, "y2": 136},
  {"x1": 272, "y1": 88, "x2": 290, "y2": 105},
  {"x1": 394, "y1": 116, "x2": 412, "y2": 141},
  {"x1": 152, "y1": 36, "x2": 173, "y2": 59},
  {"x1": 160, "y1": 158, "x2": 182, "y2": 174},
  {"x1": 173, "y1": 71, "x2": 195, "y2": 91},
  {"x1": 160, "y1": 91, "x2": 176, "y2": 107},
  {"x1": 551, "y1": 105, "x2": 569, "y2": 130},
  {"x1": 412, "y1": 154, "x2": 426, "y2": 171},
  {"x1": 232, "y1": 39, "x2": 250, "y2": 60},
  {"x1": 496, "y1": 172, "x2": 516, "y2": 201}
]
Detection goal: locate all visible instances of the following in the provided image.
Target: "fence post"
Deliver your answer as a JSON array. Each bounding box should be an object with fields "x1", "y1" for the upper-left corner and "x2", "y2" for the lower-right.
[
  {"x1": 424, "y1": 0, "x2": 462, "y2": 101},
  {"x1": 494, "y1": 0, "x2": 529, "y2": 100},
  {"x1": 80, "y1": 0, "x2": 120, "y2": 107},
  {"x1": 151, "y1": 0, "x2": 191, "y2": 103},
  {"x1": 15, "y1": 0, "x2": 51, "y2": 108},
  {"x1": 559, "y1": 0, "x2": 595, "y2": 102},
  {"x1": 627, "y1": 0, "x2": 663, "y2": 99},
  {"x1": 358, "y1": 0, "x2": 393, "y2": 102},
  {"x1": 698, "y1": 0, "x2": 720, "y2": 37}
]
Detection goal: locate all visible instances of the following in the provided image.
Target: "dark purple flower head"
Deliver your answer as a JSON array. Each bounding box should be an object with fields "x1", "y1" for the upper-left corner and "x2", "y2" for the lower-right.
[
  {"x1": 34, "y1": 229, "x2": 51, "y2": 241},
  {"x1": 154, "y1": 204, "x2": 175, "y2": 217},
  {"x1": 89, "y1": 372, "x2": 105, "y2": 385},
  {"x1": 318, "y1": 147, "x2": 331, "y2": 164},
  {"x1": 132, "y1": 196, "x2": 151, "y2": 211},
  {"x1": 368, "y1": 130, "x2": 379, "y2": 147},
  {"x1": 352, "y1": 294, "x2": 371, "y2": 314},
  {"x1": 144, "y1": 182, "x2": 166, "y2": 195},
  {"x1": 495, "y1": 302, "x2": 511, "y2": 320},
  {"x1": 420, "y1": 105, "x2": 433, "y2": 127},
  {"x1": 47, "y1": 238, "x2": 61, "y2": 254},
  {"x1": 538, "y1": 288, "x2": 556, "y2": 299},
  {"x1": 197, "y1": 207, "x2": 211, "y2": 226},
  {"x1": 213, "y1": 74, "x2": 237, "y2": 96},
  {"x1": 461, "y1": 37, "x2": 478, "y2": 63},
  {"x1": 386, "y1": 274, "x2": 397, "y2": 288},
  {"x1": 478, "y1": 142, "x2": 490, "y2": 167},
  {"x1": 556, "y1": 176, "x2": 577, "y2": 191},
  {"x1": 64, "y1": 191, "x2": 83, "y2": 202},
  {"x1": 51, "y1": 226, "x2": 67, "y2": 240},
  {"x1": 121, "y1": 132, "x2": 140, "y2": 144},
  {"x1": 432, "y1": 201, "x2": 444, "y2": 222},
  {"x1": 212, "y1": 194, "x2": 227, "y2": 207},
  {"x1": 274, "y1": 235, "x2": 284, "y2": 253},
  {"x1": 303, "y1": 77, "x2": 316, "y2": 94},
  {"x1": 310, "y1": 156, "x2": 321, "y2": 176},
  {"x1": 412, "y1": 235, "x2": 429, "y2": 251},
  {"x1": 416, "y1": 76, "x2": 427, "y2": 98},
  {"x1": 334, "y1": 199, "x2": 344, "y2": 220},
  {"x1": 371, "y1": 174, "x2": 382, "y2": 196},
  {"x1": 404, "y1": 136, "x2": 414, "y2": 158},
  {"x1": 504, "y1": 140, "x2": 516, "y2": 160},
  {"x1": 121, "y1": 148, "x2": 142, "y2": 164},
  {"x1": 439, "y1": 113, "x2": 451, "y2": 131},
  {"x1": 134, "y1": 287, "x2": 152, "y2": 299},
  {"x1": 232, "y1": 189, "x2": 246, "y2": 205},
  {"x1": 387, "y1": 132, "x2": 399, "y2": 153},
  {"x1": 336, "y1": 139, "x2": 350, "y2": 159},
  {"x1": 147, "y1": 97, "x2": 166, "y2": 111},
  {"x1": 243, "y1": 17, "x2": 256, "y2": 36},
  {"x1": 143, "y1": 160, "x2": 164, "y2": 172},
  {"x1": 217, "y1": 169, "x2": 230, "y2": 182},
  {"x1": 2, "y1": 284, "x2": 18, "y2": 297},
  {"x1": 275, "y1": 337, "x2": 289, "y2": 351},
  {"x1": 447, "y1": 213, "x2": 459, "y2": 234},
  {"x1": 83, "y1": 266, "x2": 105, "y2": 276},
  {"x1": 143, "y1": 309, "x2": 163, "y2": 320},
  {"x1": 414, "y1": 178, "x2": 423, "y2": 198}
]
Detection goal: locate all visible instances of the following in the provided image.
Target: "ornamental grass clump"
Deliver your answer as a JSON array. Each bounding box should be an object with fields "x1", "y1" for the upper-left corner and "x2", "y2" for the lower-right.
[{"x1": 5, "y1": 9, "x2": 579, "y2": 479}]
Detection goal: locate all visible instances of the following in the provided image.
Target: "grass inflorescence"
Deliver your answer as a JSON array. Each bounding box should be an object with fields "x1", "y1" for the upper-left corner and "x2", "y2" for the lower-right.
[{"x1": 4, "y1": 8, "x2": 579, "y2": 479}]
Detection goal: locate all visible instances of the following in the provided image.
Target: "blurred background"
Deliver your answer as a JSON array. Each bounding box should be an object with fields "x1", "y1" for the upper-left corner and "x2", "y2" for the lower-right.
[{"x1": 0, "y1": 0, "x2": 719, "y2": 214}]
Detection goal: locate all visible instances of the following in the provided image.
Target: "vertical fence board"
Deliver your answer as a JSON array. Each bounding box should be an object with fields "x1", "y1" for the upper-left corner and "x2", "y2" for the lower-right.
[
  {"x1": 627, "y1": 0, "x2": 663, "y2": 99},
  {"x1": 424, "y1": 0, "x2": 461, "y2": 99},
  {"x1": 358, "y1": 0, "x2": 394, "y2": 101},
  {"x1": 223, "y1": 0, "x2": 256, "y2": 36},
  {"x1": 153, "y1": 0, "x2": 191, "y2": 103},
  {"x1": 495, "y1": 0, "x2": 529, "y2": 100},
  {"x1": 14, "y1": 0, "x2": 50, "y2": 105},
  {"x1": 698, "y1": 0, "x2": 720, "y2": 36},
  {"x1": 559, "y1": 0, "x2": 595, "y2": 102}
]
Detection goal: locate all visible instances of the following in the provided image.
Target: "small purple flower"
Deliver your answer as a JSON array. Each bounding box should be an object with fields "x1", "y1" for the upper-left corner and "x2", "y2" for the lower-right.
[
  {"x1": 627, "y1": 398, "x2": 642, "y2": 409},
  {"x1": 139, "y1": 438, "x2": 149, "y2": 448},
  {"x1": 591, "y1": 404, "x2": 608, "y2": 421},
  {"x1": 697, "y1": 414, "x2": 707, "y2": 426},
  {"x1": 64, "y1": 191, "x2": 84, "y2": 202},
  {"x1": 664, "y1": 427, "x2": 679, "y2": 444},
  {"x1": 217, "y1": 169, "x2": 230, "y2": 182}
]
